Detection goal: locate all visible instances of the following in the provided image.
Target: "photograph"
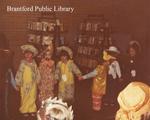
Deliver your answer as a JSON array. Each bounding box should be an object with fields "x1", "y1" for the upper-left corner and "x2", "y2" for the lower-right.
[{"x1": 0, "y1": 0, "x2": 150, "y2": 120}]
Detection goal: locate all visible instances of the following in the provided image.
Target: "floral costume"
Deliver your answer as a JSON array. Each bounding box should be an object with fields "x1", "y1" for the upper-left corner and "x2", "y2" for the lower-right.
[{"x1": 38, "y1": 59, "x2": 56, "y2": 102}]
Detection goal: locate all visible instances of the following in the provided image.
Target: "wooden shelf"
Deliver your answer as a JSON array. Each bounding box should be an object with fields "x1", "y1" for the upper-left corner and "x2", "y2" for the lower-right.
[
  {"x1": 26, "y1": 13, "x2": 66, "y2": 63},
  {"x1": 75, "y1": 15, "x2": 112, "y2": 73},
  {"x1": 28, "y1": 29, "x2": 67, "y2": 34}
]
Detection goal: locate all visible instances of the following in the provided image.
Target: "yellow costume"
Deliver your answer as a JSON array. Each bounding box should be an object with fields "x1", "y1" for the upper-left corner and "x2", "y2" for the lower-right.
[
  {"x1": 15, "y1": 60, "x2": 40, "y2": 113},
  {"x1": 55, "y1": 60, "x2": 81, "y2": 101}
]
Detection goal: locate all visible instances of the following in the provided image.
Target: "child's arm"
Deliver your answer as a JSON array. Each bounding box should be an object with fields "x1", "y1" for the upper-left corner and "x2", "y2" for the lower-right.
[
  {"x1": 71, "y1": 62, "x2": 82, "y2": 77},
  {"x1": 35, "y1": 63, "x2": 41, "y2": 84},
  {"x1": 15, "y1": 61, "x2": 24, "y2": 87},
  {"x1": 55, "y1": 62, "x2": 61, "y2": 81},
  {"x1": 52, "y1": 62, "x2": 57, "y2": 84},
  {"x1": 82, "y1": 69, "x2": 98, "y2": 80},
  {"x1": 8, "y1": 68, "x2": 17, "y2": 90},
  {"x1": 114, "y1": 61, "x2": 122, "y2": 79}
]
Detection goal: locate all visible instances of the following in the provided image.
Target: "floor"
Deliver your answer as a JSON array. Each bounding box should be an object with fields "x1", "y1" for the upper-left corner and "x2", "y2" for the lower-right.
[
  {"x1": 3, "y1": 78, "x2": 119, "y2": 120},
  {"x1": 74, "y1": 80, "x2": 119, "y2": 120}
]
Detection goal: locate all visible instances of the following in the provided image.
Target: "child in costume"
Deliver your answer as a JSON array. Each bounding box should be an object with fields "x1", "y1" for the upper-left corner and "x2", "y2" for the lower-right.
[
  {"x1": 106, "y1": 46, "x2": 122, "y2": 106},
  {"x1": 79, "y1": 46, "x2": 121, "y2": 111},
  {"x1": 0, "y1": 49, "x2": 18, "y2": 120},
  {"x1": 55, "y1": 46, "x2": 82, "y2": 104},
  {"x1": 116, "y1": 82, "x2": 150, "y2": 120},
  {"x1": 38, "y1": 47, "x2": 56, "y2": 103},
  {"x1": 123, "y1": 41, "x2": 144, "y2": 85},
  {"x1": 15, "y1": 44, "x2": 41, "y2": 118}
]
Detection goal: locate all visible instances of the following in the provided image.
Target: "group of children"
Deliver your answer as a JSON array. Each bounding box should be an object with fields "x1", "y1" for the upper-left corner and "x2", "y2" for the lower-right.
[
  {"x1": 14, "y1": 44, "x2": 82, "y2": 119},
  {"x1": 14, "y1": 40, "x2": 144, "y2": 120}
]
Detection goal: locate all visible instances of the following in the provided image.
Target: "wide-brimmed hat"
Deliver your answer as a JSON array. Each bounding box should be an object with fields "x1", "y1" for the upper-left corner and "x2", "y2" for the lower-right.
[
  {"x1": 21, "y1": 44, "x2": 38, "y2": 56},
  {"x1": 106, "y1": 46, "x2": 120, "y2": 54},
  {"x1": 57, "y1": 46, "x2": 73, "y2": 59},
  {"x1": 117, "y1": 82, "x2": 150, "y2": 111}
]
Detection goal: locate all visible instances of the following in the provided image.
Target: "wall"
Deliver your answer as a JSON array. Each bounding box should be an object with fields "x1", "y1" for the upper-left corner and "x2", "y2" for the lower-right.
[{"x1": 0, "y1": 0, "x2": 150, "y2": 70}]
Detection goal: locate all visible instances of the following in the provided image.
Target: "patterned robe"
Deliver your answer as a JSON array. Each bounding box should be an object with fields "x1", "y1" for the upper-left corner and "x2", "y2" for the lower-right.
[
  {"x1": 55, "y1": 60, "x2": 81, "y2": 102},
  {"x1": 38, "y1": 59, "x2": 56, "y2": 102},
  {"x1": 15, "y1": 60, "x2": 41, "y2": 113}
]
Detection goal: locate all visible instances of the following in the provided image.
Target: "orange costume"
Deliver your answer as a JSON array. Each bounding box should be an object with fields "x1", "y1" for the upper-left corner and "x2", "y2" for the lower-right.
[
  {"x1": 82, "y1": 51, "x2": 112, "y2": 111},
  {"x1": 92, "y1": 62, "x2": 109, "y2": 110}
]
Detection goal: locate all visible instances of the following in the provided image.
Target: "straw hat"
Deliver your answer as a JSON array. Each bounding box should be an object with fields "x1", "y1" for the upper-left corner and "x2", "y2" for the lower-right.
[
  {"x1": 106, "y1": 46, "x2": 120, "y2": 54},
  {"x1": 117, "y1": 82, "x2": 150, "y2": 111},
  {"x1": 21, "y1": 44, "x2": 38, "y2": 56},
  {"x1": 57, "y1": 46, "x2": 73, "y2": 59}
]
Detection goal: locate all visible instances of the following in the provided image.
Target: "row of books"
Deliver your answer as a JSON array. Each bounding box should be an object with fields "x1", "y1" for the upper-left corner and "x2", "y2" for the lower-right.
[
  {"x1": 78, "y1": 35, "x2": 105, "y2": 45},
  {"x1": 77, "y1": 56, "x2": 98, "y2": 69},
  {"x1": 27, "y1": 34, "x2": 54, "y2": 44},
  {"x1": 27, "y1": 21, "x2": 64, "y2": 32},
  {"x1": 77, "y1": 46, "x2": 100, "y2": 56},
  {"x1": 79, "y1": 22, "x2": 109, "y2": 31}
]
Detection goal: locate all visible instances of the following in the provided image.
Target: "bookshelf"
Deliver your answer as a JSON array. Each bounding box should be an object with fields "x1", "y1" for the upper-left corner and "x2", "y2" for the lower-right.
[
  {"x1": 26, "y1": 13, "x2": 67, "y2": 63},
  {"x1": 75, "y1": 15, "x2": 112, "y2": 73}
]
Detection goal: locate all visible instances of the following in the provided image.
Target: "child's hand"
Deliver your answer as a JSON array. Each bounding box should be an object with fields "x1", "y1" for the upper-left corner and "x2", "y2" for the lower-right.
[
  {"x1": 15, "y1": 86, "x2": 20, "y2": 91},
  {"x1": 78, "y1": 76, "x2": 84, "y2": 81}
]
